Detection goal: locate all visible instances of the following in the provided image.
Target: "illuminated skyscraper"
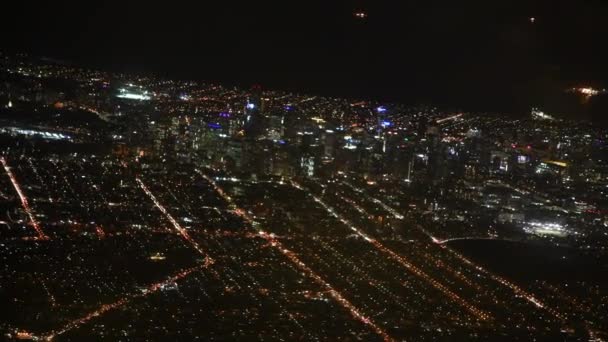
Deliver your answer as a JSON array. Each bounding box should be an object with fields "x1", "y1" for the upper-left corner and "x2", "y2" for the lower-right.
[
  {"x1": 244, "y1": 85, "x2": 265, "y2": 139},
  {"x1": 376, "y1": 106, "x2": 388, "y2": 136}
]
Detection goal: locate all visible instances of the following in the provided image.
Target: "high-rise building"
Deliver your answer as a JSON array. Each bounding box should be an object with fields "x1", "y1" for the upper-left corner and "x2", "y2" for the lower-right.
[
  {"x1": 244, "y1": 86, "x2": 265, "y2": 139},
  {"x1": 267, "y1": 114, "x2": 285, "y2": 140},
  {"x1": 323, "y1": 129, "x2": 336, "y2": 158}
]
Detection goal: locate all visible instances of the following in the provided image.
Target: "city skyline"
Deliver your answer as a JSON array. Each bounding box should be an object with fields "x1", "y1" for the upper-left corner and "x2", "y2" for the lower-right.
[
  {"x1": 1, "y1": 3, "x2": 608, "y2": 341},
  {"x1": 1, "y1": 53, "x2": 607, "y2": 340}
]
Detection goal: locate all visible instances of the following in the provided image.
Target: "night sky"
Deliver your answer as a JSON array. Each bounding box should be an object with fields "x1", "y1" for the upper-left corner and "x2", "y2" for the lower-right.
[{"x1": 3, "y1": 1, "x2": 608, "y2": 119}]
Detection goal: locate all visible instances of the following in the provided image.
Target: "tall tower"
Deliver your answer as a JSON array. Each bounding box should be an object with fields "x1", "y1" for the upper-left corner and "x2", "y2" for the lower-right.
[
  {"x1": 375, "y1": 106, "x2": 391, "y2": 154},
  {"x1": 376, "y1": 106, "x2": 387, "y2": 136},
  {"x1": 426, "y1": 120, "x2": 445, "y2": 184},
  {"x1": 244, "y1": 85, "x2": 264, "y2": 139}
]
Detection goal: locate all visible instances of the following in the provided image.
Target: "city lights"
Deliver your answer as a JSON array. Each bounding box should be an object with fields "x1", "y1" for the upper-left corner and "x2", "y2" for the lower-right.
[
  {"x1": 199, "y1": 171, "x2": 393, "y2": 341},
  {"x1": 42, "y1": 264, "x2": 209, "y2": 341},
  {"x1": 1, "y1": 157, "x2": 49, "y2": 240},
  {"x1": 0, "y1": 52, "x2": 605, "y2": 342}
]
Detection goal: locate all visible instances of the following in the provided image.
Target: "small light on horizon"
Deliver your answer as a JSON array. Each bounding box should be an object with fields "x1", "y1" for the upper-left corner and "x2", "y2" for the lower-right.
[{"x1": 354, "y1": 11, "x2": 368, "y2": 19}]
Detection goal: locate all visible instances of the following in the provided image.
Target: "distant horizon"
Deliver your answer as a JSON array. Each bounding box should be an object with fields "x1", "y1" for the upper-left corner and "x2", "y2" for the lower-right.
[
  {"x1": 4, "y1": 49, "x2": 607, "y2": 127},
  {"x1": 2, "y1": 1, "x2": 607, "y2": 125}
]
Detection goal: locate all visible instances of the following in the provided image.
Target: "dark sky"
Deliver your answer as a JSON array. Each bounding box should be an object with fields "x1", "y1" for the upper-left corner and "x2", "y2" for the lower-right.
[{"x1": 3, "y1": 1, "x2": 608, "y2": 116}]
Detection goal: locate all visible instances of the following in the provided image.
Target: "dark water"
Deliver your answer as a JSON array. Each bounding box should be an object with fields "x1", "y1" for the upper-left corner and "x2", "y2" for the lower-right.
[{"x1": 448, "y1": 239, "x2": 608, "y2": 284}]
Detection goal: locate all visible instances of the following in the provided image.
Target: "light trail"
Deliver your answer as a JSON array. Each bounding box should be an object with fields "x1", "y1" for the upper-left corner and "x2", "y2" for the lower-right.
[
  {"x1": 1, "y1": 157, "x2": 48, "y2": 240},
  {"x1": 344, "y1": 180, "x2": 566, "y2": 321},
  {"x1": 442, "y1": 246, "x2": 564, "y2": 320},
  {"x1": 315, "y1": 238, "x2": 414, "y2": 313},
  {"x1": 42, "y1": 263, "x2": 209, "y2": 341},
  {"x1": 369, "y1": 238, "x2": 490, "y2": 321},
  {"x1": 204, "y1": 236, "x2": 319, "y2": 341},
  {"x1": 136, "y1": 178, "x2": 210, "y2": 260},
  {"x1": 156, "y1": 175, "x2": 321, "y2": 340},
  {"x1": 291, "y1": 181, "x2": 375, "y2": 242},
  {"x1": 293, "y1": 180, "x2": 491, "y2": 322},
  {"x1": 341, "y1": 196, "x2": 371, "y2": 216},
  {"x1": 540, "y1": 282, "x2": 592, "y2": 315},
  {"x1": 436, "y1": 113, "x2": 463, "y2": 124},
  {"x1": 260, "y1": 232, "x2": 393, "y2": 341},
  {"x1": 197, "y1": 171, "x2": 394, "y2": 341},
  {"x1": 342, "y1": 181, "x2": 403, "y2": 219},
  {"x1": 433, "y1": 236, "x2": 517, "y2": 244},
  {"x1": 40, "y1": 278, "x2": 57, "y2": 308}
]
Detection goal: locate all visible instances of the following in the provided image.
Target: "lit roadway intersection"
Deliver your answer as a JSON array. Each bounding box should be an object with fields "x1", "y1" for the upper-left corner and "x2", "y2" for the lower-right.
[{"x1": 0, "y1": 155, "x2": 605, "y2": 340}]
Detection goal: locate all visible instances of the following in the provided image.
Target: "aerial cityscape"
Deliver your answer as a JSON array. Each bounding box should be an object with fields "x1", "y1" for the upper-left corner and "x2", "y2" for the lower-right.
[
  {"x1": 1, "y1": 2, "x2": 608, "y2": 341},
  {"x1": 1, "y1": 50, "x2": 607, "y2": 341}
]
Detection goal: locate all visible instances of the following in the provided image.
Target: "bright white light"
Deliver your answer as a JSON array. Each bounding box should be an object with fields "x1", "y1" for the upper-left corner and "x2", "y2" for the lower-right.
[
  {"x1": 531, "y1": 108, "x2": 554, "y2": 121},
  {"x1": 116, "y1": 93, "x2": 151, "y2": 101},
  {"x1": 4, "y1": 127, "x2": 71, "y2": 141},
  {"x1": 524, "y1": 221, "x2": 568, "y2": 237},
  {"x1": 436, "y1": 113, "x2": 463, "y2": 123},
  {"x1": 576, "y1": 87, "x2": 600, "y2": 96}
]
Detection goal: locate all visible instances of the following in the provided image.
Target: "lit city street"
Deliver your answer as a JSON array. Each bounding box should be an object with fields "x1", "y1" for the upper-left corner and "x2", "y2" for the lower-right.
[{"x1": 2, "y1": 2, "x2": 608, "y2": 340}]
